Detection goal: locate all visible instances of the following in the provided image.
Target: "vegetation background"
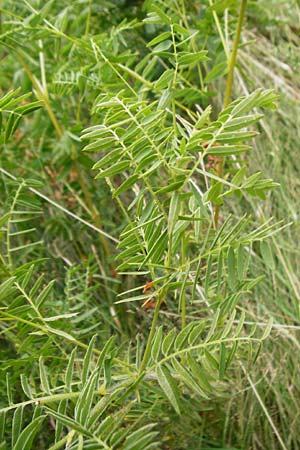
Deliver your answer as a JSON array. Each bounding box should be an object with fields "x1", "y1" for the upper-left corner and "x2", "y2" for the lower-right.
[{"x1": 0, "y1": 1, "x2": 299, "y2": 449}]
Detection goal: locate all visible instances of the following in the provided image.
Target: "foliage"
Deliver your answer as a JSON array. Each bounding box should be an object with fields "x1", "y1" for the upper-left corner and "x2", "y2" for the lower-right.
[{"x1": 0, "y1": 1, "x2": 298, "y2": 449}]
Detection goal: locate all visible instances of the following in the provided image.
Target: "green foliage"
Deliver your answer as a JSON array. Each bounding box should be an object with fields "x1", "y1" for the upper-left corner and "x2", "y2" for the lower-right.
[{"x1": 0, "y1": 0, "x2": 298, "y2": 449}]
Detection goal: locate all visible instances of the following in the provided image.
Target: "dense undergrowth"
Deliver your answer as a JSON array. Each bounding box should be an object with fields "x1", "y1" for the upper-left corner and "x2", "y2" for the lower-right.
[{"x1": 0, "y1": 1, "x2": 299, "y2": 449}]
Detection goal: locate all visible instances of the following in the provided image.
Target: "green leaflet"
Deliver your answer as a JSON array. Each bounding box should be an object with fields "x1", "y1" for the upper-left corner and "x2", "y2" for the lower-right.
[
  {"x1": 178, "y1": 51, "x2": 209, "y2": 66},
  {"x1": 95, "y1": 161, "x2": 131, "y2": 178},
  {"x1": 156, "y1": 365, "x2": 181, "y2": 414},
  {"x1": 12, "y1": 416, "x2": 45, "y2": 450},
  {"x1": 81, "y1": 335, "x2": 97, "y2": 386},
  {"x1": 12, "y1": 406, "x2": 23, "y2": 447}
]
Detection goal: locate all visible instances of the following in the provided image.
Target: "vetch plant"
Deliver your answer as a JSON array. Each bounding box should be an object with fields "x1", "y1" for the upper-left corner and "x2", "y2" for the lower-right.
[
  {"x1": 81, "y1": 0, "x2": 280, "y2": 414},
  {"x1": 0, "y1": 1, "x2": 287, "y2": 448}
]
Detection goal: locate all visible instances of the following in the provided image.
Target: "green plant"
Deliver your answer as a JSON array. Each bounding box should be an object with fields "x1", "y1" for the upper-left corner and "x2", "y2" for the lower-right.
[{"x1": 1, "y1": 1, "x2": 296, "y2": 449}]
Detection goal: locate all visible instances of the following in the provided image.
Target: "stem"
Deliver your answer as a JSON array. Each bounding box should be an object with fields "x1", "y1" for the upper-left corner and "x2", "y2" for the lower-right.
[
  {"x1": 139, "y1": 294, "x2": 164, "y2": 373},
  {"x1": 0, "y1": 392, "x2": 80, "y2": 414},
  {"x1": 181, "y1": 290, "x2": 186, "y2": 329},
  {"x1": 214, "y1": 0, "x2": 247, "y2": 227},
  {"x1": 224, "y1": 0, "x2": 247, "y2": 108},
  {"x1": 209, "y1": 0, "x2": 230, "y2": 60},
  {"x1": 171, "y1": 24, "x2": 179, "y2": 131},
  {"x1": 180, "y1": 231, "x2": 187, "y2": 330},
  {"x1": 6, "y1": 181, "x2": 24, "y2": 267},
  {"x1": 85, "y1": 0, "x2": 92, "y2": 37},
  {"x1": 16, "y1": 52, "x2": 63, "y2": 138}
]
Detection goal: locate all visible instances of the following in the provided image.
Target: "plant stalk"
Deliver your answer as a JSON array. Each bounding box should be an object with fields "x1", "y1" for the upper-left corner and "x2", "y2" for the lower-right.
[
  {"x1": 214, "y1": 0, "x2": 247, "y2": 227},
  {"x1": 139, "y1": 294, "x2": 164, "y2": 372},
  {"x1": 224, "y1": 0, "x2": 247, "y2": 108}
]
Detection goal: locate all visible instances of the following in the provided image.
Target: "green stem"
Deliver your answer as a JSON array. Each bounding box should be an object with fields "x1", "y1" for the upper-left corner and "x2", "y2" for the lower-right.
[
  {"x1": 0, "y1": 392, "x2": 80, "y2": 414},
  {"x1": 6, "y1": 181, "x2": 24, "y2": 268},
  {"x1": 214, "y1": 0, "x2": 247, "y2": 227},
  {"x1": 180, "y1": 238, "x2": 187, "y2": 330},
  {"x1": 181, "y1": 291, "x2": 186, "y2": 329},
  {"x1": 85, "y1": 0, "x2": 92, "y2": 37},
  {"x1": 139, "y1": 294, "x2": 164, "y2": 373},
  {"x1": 209, "y1": 0, "x2": 230, "y2": 61},
  {"x1": 223, "y1": 0, "x2": 247, "y2": 108}
]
